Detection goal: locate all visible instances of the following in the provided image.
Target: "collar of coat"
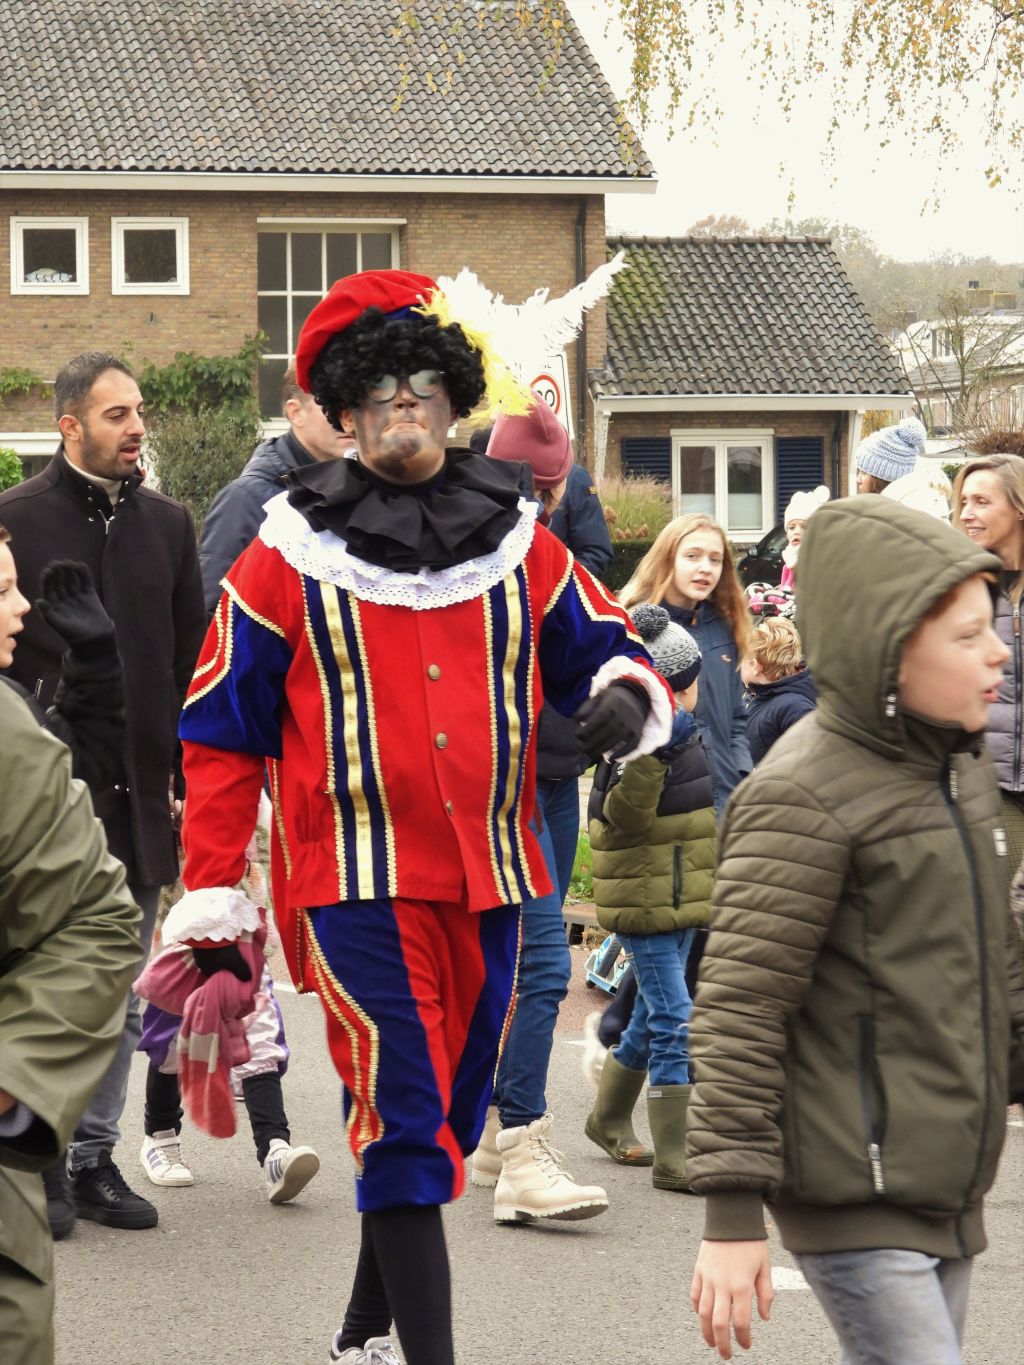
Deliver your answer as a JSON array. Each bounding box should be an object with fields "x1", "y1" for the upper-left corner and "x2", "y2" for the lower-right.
[
  {"x1": 283, "y1": 447, "x2": 526, "y2": 573},
  {"x1": 54, "y1": 445, "x2": 141, "y2": 511}
]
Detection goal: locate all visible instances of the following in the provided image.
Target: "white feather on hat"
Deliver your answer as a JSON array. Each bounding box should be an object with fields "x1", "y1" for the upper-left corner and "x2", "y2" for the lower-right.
[{"x1": 784, "y1": 485, "x2": 830, "y2": 528}]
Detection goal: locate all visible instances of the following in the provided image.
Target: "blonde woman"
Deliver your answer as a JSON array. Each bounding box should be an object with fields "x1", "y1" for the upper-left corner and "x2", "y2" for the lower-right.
[
  {"x1": 621, "y1": 513, "x2": 753, "y2": 816},
  {"x1": 954, "y1": 452, "x2": 1024, "y2": 879}
]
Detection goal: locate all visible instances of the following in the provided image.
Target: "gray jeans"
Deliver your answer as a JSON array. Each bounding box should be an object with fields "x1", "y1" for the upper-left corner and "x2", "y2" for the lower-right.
[
  {"x1": 67, "y1": 882, "x2": 160, "y2": 1172},
  {"x1": 795, "y1": 1248, "x2": 972, "y2": 1365}
]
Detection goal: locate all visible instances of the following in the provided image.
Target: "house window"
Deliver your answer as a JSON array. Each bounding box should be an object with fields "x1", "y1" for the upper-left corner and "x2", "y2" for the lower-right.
[
  {"x1": 111, "y1": 218, "x2": 189, "y2": 295},
  {"x1": 256, "y1": 227, "x2": 398, "y2": 418},
  {"x1": 10, "y1": 217, "x2": 89, "y2": 294},
  {"x1": 670, "y1": 430, "x2": 774, "y2": 538}
]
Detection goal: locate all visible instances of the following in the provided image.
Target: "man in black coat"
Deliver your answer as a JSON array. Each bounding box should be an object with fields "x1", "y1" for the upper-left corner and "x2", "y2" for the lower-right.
[
  {"x1": 199, "y1": 365, "x2": 352, "y2": 613},
  {"x1": 0, "y1": 352, "x2": 206, "y2": 1233}
]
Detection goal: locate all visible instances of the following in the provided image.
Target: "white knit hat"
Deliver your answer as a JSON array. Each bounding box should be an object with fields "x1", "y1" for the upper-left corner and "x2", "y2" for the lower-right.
[
  {"x1": 783, "y1": 485, "x2": 830, "y2": 529},
  {"x1": 855, "y1": 417, "x2": 927, "y2": 484}
]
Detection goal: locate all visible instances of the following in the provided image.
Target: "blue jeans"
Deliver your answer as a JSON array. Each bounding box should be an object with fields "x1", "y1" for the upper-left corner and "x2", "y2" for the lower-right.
[
  {"x1": 795, "y1": 1249, "x2": 972, "y2": 1365},
  {"x1": 68, "y1": 881, "x2": 161, "y2": 1171},
  {"x1": 494, "y1": 777, "x2": 577, "y2": 1127},
  {"x1": 614, "y1": 928, "x2": 697, "y2": 1085}
]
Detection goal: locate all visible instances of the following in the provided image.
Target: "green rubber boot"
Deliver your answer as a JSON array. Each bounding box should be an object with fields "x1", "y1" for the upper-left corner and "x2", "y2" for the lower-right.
[
  {"x1": 584, "y1": 1052, "x2": 654, "y2": 1166},
  {"x1": 647, "y1": 1083, "x2": 694, "y2": 1192}
]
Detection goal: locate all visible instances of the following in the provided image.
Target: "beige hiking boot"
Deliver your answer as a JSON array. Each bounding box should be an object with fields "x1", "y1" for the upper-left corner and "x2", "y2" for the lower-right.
[
  {"x1": 493, "y1": 1114, "x2": 609, "y2": 1223},
  {"x1": 470, "y1": 1103, "x2": 502, "y2": 1188}
]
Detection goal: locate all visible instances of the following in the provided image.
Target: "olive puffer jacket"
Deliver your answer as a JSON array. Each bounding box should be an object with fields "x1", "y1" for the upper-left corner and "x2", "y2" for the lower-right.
[
  {"x1": 686, "y1": 495, "x2": 1024, "y2": 1260},
  {"x1": 588, "y1": 732, "x2": 717, "y2": 935}
]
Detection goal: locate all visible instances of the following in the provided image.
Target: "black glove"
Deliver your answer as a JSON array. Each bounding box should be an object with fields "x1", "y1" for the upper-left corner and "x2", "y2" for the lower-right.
[
  {"x1": 35, "y1": 561, "x2": 116, "y2": 655},
  {"x1": 192, "y1": 943, "x2": 252, "y2": 982},
  {"x1": 575, "y1": 680, "x2": 650, "y2": 762}
]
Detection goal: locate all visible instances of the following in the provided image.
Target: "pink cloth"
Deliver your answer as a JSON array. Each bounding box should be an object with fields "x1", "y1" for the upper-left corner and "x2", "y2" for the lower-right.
[
  {"x1": 134, "y1": 927, "x2": 266, "y2": 1138},
  {"x1": 779, "y1": 563, "x2": 795, "y2": 590}
]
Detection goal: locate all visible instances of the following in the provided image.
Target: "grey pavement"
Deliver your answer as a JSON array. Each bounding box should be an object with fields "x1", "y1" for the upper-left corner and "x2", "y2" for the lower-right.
[{"x1": 55, "y1": 952, "x2": 1024, "y2": 1365}]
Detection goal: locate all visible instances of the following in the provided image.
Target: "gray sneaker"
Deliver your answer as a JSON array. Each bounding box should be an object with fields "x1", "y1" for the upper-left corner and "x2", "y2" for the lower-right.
[{"x1": 329, "y1": 1335, "x2": 401, "y2": 1364}]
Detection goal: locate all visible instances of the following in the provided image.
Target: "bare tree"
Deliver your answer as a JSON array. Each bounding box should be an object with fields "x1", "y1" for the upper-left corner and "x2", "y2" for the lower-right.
[
  {"x1": 900, "y1": 291, "x2": 1024, "y2": 432},
  {"x1": 685, "y1": 214, "x2": 753, "y2": 238}
]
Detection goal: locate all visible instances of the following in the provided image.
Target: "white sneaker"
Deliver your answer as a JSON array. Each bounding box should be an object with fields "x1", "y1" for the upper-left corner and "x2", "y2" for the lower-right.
[
  {"x1": 469, "y1": 1103, "x2": 501, "y2": 1188},
  {"x1": 582, "y1": 1011, "x2": 608, "y2": 1089},
  {"x1": 493, "y1": 1113, "x2": 608, "y2": 1223},
  {"x1": 264, "y1": 1138, "x2": 320, "y2": 1204},
  {"x1": 329, "y1": 1333, "x2": 401, "y2": 1364},
  {"x1": 140, "y1": 1130, "x2": 193, "y2": 1187}
]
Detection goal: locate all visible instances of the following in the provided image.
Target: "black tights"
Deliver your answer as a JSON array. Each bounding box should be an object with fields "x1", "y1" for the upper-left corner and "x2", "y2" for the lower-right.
[{"x1": 336, "y1": 1205, "x2": 453, "y2": 1365}]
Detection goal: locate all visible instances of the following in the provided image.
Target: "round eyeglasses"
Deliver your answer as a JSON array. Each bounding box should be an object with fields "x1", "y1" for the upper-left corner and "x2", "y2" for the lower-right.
[{"x1": 366, "y1": 370, "x2": 445, "y2": 403}]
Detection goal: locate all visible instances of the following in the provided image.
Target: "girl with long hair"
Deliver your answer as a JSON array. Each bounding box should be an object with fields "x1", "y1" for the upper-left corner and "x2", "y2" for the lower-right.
[{"x1": 620, "y1": 512, "x2": 752, "y2": 815}]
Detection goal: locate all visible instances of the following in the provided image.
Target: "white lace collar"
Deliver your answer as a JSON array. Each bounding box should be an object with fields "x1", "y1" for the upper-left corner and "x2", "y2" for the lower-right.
[{"x1": 258, "y1": 492, "x2": 538, "y2": 610}]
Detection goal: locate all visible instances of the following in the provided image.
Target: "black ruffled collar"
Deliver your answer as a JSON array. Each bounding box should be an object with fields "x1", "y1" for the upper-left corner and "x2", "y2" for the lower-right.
[{"x1": 284, "y1": 448, "x2": 526, "y2": 572}]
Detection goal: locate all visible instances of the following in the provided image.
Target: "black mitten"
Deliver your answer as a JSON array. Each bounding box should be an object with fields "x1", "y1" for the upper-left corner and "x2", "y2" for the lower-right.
[
  {"x1": 575, "y1": 680, "x2": 650, "y2": 761},
  {"x1": 35, "y1": 561, "x2": 115, "y2": 655},
  {"x1": 192, "y1": 944, "x2": 252, "y2": 982}
]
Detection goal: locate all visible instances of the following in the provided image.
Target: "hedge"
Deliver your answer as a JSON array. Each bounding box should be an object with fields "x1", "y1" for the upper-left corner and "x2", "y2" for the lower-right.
[{"x1": 604, "y1": 539, "x2": 653, "y2": 593}]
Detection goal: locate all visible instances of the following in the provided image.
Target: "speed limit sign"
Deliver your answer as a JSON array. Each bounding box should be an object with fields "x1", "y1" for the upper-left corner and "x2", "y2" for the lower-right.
[{"x1": 529, "y1": 353, "x2": 574, "y2": 438}]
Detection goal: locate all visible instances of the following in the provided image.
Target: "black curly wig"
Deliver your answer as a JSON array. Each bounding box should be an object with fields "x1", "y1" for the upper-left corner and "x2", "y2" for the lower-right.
[{"x1": 308, "y1": 308, "x2": 487, "y2": 429}]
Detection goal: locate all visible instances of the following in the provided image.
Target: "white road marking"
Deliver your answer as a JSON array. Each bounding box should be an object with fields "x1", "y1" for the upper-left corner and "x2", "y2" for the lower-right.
[{"x1": 771, "y1": 1266, "x2": 811, "y2": 1290}]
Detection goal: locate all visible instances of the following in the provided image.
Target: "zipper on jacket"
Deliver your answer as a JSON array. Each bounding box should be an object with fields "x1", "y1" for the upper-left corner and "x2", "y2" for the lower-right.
[
  {"x1": 942, "y1": 759, "x2": 994, "y2": 1242},
  {"x1": 1014, "y1": 606, "x2": 1022, "y2": 789},
  {"x1": 672, "y1": 845, "x2": 683, "y2": 909},
  {"x1": 857, "y1": 1014, "x2": 888, "y2": 1194}
]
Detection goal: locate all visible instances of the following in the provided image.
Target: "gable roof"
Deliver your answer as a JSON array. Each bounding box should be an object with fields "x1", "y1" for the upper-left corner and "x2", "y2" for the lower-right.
[
  {"x1": 601, "y1": 236, "x2": 912, "y2": 398},
  {"x1": 0, "y1": 1, "x2": 652, "y2": 181}
]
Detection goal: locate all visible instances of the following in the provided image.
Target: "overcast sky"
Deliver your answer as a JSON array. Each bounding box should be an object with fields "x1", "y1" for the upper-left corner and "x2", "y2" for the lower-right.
[{"x1": 570, "y1": 1, "x2": 1024, "y2": 265}]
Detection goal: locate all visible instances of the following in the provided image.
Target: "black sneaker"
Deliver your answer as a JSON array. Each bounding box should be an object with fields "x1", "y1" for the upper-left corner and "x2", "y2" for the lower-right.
[
  {"x1": 42, "y1": 1157, "x2": 76, "y2": 1240},
  {"x1": 71, "y1": 1152, "x2": 159, "y2": 1230}
]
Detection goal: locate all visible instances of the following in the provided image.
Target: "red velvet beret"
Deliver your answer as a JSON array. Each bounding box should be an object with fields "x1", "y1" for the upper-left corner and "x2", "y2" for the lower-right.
[
  {"x1": 486, "y1": 395, "x2": 573, "y2": 489},
  {"x1": 294, "y1": 269, "x2": 439, "y2": 391}
]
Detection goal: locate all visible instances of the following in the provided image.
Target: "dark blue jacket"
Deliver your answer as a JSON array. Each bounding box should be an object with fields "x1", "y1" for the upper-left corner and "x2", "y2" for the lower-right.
[
  {"x1": 665, "y1": 600, "x2": 752, "y2": 815},
  {"x1": 546, "y1": 464, "x2": 613, "y2": 580},
  {"x1": 536, "y1": 464, "x2": 615, "y2": 780},
  {"x1": 745, "y1": 667, "x2": 817, "y2": 765},
  {"x1": 199, "y1": 431, "x2": 316, "y2": 614}
]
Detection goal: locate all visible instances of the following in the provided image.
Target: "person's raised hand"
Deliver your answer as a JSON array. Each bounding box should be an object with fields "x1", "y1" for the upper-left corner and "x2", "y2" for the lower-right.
[
  {"x1": 574, "y1": 680, "x2": 650, "y2": 761},
  {"x1": 691, "y1": 1239, "x2": 773, "y2": 1360},
  {"x1": 35, "y1": 561, "x2": 115, "y2": 652}
]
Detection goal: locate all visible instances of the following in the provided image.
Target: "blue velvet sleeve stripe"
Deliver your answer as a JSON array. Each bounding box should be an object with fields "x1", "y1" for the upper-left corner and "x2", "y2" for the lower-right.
[{"x1": 180, "y1": 602, "x2": 291, "y2": 758}]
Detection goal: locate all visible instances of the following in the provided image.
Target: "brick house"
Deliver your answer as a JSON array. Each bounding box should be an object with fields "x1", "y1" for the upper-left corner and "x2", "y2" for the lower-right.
[
  {"x1": 593, "y1": 236, "x2": 914, "y2": 545},
  {"x1": 0, "y1": 0, "x2": 653, "y2": 472}
]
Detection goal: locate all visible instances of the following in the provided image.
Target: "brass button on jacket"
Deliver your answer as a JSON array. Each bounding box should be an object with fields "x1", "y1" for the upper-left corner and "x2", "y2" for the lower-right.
[
  {"x1": 435, "y1": 733, "x2": 448, "y2": 750},
  {"x1": 427, "y1": 664, "x2": 442, "y2": 680}
]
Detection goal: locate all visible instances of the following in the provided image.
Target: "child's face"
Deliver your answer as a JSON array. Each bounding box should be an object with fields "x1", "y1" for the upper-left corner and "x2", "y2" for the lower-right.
[
  {"x1": 671, "y1": 529, "x2": 724, "y2": 607},
  {"x1": 898, "y1": 576, "x2": 1009, "y2": 732},
  {"x1": 674, "y1": 679, "x2": 699, "y2": 712},
  {"x1": 740, "y1": 655, "x2": 764, "y2": 687},
  {"x1": 0, "y1": 544, "x2": 30, "y2": 669},
  {"x1": 785, "y1": 518, "x2": 806, "y2": 548}
]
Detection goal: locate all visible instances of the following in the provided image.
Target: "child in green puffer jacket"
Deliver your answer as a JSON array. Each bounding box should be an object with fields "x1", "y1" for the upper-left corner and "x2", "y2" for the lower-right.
[{"x1": 584, "y1": 603, "x2": 717, "y2": 1192}]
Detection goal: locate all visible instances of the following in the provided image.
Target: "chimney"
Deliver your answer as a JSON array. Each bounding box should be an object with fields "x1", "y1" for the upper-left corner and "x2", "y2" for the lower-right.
[
  {"x1": 967, "y1": 287, "x2": 993, "y2": 312},
  {"x1": 992, "y1": 291, "x2": 1018, "y2": 311}
]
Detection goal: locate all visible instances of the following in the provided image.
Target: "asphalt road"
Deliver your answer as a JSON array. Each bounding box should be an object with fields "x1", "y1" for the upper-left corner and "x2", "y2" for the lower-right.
[{"x1": 54, "y1": 951, "x2": 1024, "y2": 1365}]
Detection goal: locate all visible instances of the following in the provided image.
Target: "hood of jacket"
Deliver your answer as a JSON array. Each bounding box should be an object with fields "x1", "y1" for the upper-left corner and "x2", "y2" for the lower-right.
[
  {"x1": 797, "y1": 495, "x2": 1000, "y2": 760},
  {"x1": 242, "y1": 431, "x2": 314, "y2": 485}
]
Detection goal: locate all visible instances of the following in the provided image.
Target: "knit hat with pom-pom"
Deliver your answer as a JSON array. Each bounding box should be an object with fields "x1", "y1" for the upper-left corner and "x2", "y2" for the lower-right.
[
  {"x1": 855, "y1": 417, "x2": 927, "y2": 485},
  {"x1": 631, "y1": 603, "x2": 702, "y2": 691},
  {"x1": 784, "y1": 484, "x2": 830, "y2": 530}
]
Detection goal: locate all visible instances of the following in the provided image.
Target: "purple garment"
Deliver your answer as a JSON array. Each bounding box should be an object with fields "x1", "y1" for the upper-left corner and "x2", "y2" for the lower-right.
[{"x1": 139, "y1": 1002, "x2": 183, "y2": 1068}]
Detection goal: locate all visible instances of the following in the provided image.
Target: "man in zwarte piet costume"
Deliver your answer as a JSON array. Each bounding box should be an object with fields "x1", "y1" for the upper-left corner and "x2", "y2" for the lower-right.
[{"x1": 166, "y1": 268, "x2": 674, "y2": 1365}]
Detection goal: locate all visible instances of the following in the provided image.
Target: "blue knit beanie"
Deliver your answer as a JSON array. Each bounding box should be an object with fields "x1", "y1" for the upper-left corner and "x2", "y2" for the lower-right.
[{"x1": 855, "y1": 417, "x2": 927, "y2": 484}]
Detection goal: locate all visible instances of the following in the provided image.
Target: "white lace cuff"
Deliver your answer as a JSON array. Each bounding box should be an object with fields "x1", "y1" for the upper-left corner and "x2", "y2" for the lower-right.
[
  {"x1": 161, "y1": 888, "x2": 262, "y2": 946},
  {"x1": 588, "y1": 656, "x2": 674, "y2": 760},
  {"x1": 258, "y1": 492, "x2": 538, "y2": 610}
]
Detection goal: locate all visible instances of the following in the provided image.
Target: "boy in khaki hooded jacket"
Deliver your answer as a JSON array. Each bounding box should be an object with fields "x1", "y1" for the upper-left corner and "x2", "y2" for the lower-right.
[{"x1": 685, "y1": 497, "x2": 1024, "y2": 1364}]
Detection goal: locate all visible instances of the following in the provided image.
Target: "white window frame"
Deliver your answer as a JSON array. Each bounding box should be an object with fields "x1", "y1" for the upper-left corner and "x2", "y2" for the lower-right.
[
  {"x1": 256, "y1": 222, "x2": 400, "y2": 425},
  {"x1": 10, "y1": 216, "x2": 89, "y2": 295},
  {"x1": 669, "y1": 428, "x2": 775, "y2": 540},
  {"x1": 111, "y1": 217, "x2": 189, "y2": 295}
]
